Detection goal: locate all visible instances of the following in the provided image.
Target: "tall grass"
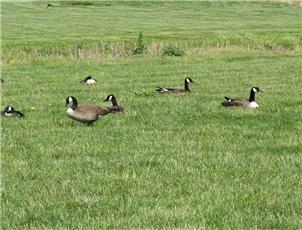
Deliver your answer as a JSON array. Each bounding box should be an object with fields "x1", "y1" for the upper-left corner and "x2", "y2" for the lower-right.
[
  {"x1": 2, "y1": 36, "x2": 301, "y2": 64},
  {"x1": 1, "y1": 1, "x2": 301, "y2": 64}
]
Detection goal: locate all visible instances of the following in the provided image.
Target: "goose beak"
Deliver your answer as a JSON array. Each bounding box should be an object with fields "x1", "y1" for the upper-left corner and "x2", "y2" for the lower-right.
[
  {"x1": 259, "y1": 89, "x2": 264, "y2": 93},
  {"x1": 103, "y1": 99, "x2": 108, "y2": 102}
]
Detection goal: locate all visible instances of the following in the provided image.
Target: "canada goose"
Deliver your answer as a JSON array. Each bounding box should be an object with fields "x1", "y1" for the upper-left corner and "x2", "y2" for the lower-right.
[
  {"x1": 80, "y1": 76, "x2": 97, "y2": 85},
  {"x1": 103, "y1": 94, "x2": 124, "y2": 113},
  {"x1": 1, "y1": 105, "x2": 24, "y2": 117},
  {"x1": 156, "y1": 77, "x2": 194, "y2": 93},
  {"x1": 65, "y1": 96, "x2": 111, "y2": 125},
  {"x1": 222, "y1": 87, "x2": 264, "y2": 108}
]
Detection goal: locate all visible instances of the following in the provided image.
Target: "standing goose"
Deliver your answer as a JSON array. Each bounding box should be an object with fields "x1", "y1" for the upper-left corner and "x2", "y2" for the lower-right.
[
  {"x1": 1, "y1": 105, "x2": 24, "y2": 117},
  {"x1": 80, "y1": 76, "x2": 97, "y2": 85},
  {"x1": 156, "y1": 77, "x2": 194, "y2": 93},
  {"x1": 65, "y1": 96, "x2": 111, "y2": 125},
  {"x1": 221, "y1": 87, "x2": 263, "y2": 108},
  {"x1": 103, "y1": 94, "x2": 125, "y2": 113}
]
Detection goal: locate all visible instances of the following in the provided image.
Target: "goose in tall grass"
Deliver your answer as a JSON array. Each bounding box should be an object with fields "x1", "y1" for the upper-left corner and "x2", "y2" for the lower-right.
[
  {"x1": 80, "y1": 76, "x2": 97, "y2": 85},
  {"x1": 103, "y1": 94, "x2": 125, "y2": 113},
  {"x1": 156, "y1": 77, "x2": 194, "y2": 94},
  {"x1": 65, "y1": 96, "x2": 111, "y2": 125},
  {"x1": 222, "y1": 87, "x2": 264, "y2": 108},
  {"x1": 1, "y1": 105, "x2": 24, "y2": 117}
]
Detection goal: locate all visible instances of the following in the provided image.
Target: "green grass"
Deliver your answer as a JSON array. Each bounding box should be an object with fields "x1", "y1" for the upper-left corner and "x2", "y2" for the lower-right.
[
  {"x1": 2, "y1": 1, "x2": 301, "y2": 63},
  {"x1": 1, "y1": 1, "x2": 302, "y2": 229}
]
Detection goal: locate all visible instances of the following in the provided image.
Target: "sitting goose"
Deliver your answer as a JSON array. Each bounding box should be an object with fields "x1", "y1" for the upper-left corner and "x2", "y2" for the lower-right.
[
  {"x1": 80, "y1": 76, "x2": 97, "y2": 85},
  {"x1": 103, "y1": 94, "x2": 124, "y2": 113},
  {"x1": 222, "y1": 87, "x2": 263, "y2": 108},
  {"x1": 156, "y1": 77, "x2": 194, "y2": 93},
  {"x1": 65, "y1": 96, "x2": 111, "y2": 125},
  {"x1": 1, "y1": 105, "x2": 24, "y2": 117}
]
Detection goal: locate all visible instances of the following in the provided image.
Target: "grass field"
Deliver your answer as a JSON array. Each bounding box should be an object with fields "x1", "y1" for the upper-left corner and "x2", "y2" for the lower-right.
[{"x1": 1, "y1": 1, "x2": 302, "y2": 229}]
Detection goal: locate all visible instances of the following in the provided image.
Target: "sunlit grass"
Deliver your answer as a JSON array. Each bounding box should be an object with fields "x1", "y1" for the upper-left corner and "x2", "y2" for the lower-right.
[
  {"x1": 1, "y1": 1, "x2": 302, "y2": 229},
  {"x1": 1, "y1": 1, "x2": 301, "y2": 64}
]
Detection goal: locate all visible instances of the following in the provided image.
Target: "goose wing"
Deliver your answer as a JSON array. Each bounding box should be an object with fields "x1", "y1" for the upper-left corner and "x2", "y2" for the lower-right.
[
  {"x1": 81, "y1": 104, "x2": 111, "y2": 116},
  {"x1": 221, "y1": 99, "x2": 249, "y2": 107},
  {"x1": 156, "y1": 87, "x2": 169, "y2": 93},
  {"x1": 72, "y1": 105, "x2": 110, "y2": 121},
  {"x1": 15, "y1": 111, "x2": 24, "y2": 117},
  {"x1": 106, "y1": 105, "x2": 124, "y2": 113},
  {"x1": 156, "y1": 87, "x2": 185, "y2": 93},
  {"x1": 224, "y1": 96, "x2": 234, "y2": 102}
]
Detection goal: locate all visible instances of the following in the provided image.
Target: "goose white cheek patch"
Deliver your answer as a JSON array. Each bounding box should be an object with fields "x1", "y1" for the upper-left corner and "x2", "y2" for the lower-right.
[
  {"x1": 108, "y1": 96, "x2": 113, "y2": 101},
  {"x1": 253, "y1": 88, "x2": 257, "y2": 93},
  {"x1": 68, "y1": 97, "x2": 73, "y2": 103}
]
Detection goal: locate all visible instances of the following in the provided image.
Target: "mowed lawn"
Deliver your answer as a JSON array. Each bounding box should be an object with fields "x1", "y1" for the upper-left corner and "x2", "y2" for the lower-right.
[{"x1": 1, "y1": 1, "x2": 302, "y2": 229}]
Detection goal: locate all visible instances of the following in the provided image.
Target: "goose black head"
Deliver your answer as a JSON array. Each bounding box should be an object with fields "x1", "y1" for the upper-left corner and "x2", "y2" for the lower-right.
[
  {"x1": 251, "y1": 87, "x2": 263, "y2": 93},
  {"x1": 104, "y1": 94, "x2": 118, "y2": 106},
  {"x1": 65, "y1": 96, "x2": 78, "y2": 109},
  {"x1": 249, "y1": 87, "x2": 263, "y2": 102},
  {"x1": 80, "y1": 76, "x2": 91, "y2": 82},
  {"x1": 4, "y1": 105, "x2": 14, "y2": 112},
  {"x1": 84, "y1": 76, "x2": 92, "y2": 81},
  {"x1": 104, "y1": 94, "x2": 115, "y2": 102},
  {"x1": 185, "y1": 77, "x2": 194, "y2": 83}
]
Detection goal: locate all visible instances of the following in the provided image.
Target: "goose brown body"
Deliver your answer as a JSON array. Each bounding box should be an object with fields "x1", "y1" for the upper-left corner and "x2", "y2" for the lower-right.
[
  {"x1": 66, "y1": 96, "x2": 110, "y2": 125},
  {"x1": 105, "y1": 106, "x2": 124, "y2": 113},
  {"x1": 221, "y1": 87, "x2": 263, "y2": 108},
  {"x1": 67, "y1": 105, "x2": 110, "y2": 123},
  {"x1": 221, "y1": 99, "x2": 251, "y2": 108},
  {"x1": 156, "y1": 87, "x2": 188, "y2": 93},
  {"x1": 156, "y1": 77, "x2": 194, "y2": 94}
]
